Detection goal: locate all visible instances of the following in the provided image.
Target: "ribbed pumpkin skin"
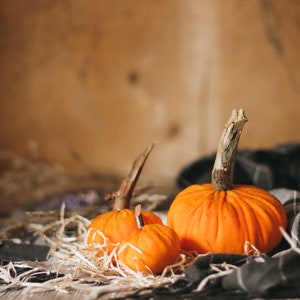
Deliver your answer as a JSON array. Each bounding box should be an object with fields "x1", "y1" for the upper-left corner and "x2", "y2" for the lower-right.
[
  {"x1": 87, "y1": 209, "x2": 162, "y2": 253},
  {"x1": 117, "y1": 224, "x2": 180, "y2": 274},
  {"x1": 168, "y1": 184, "x2": 287, "y2": 254}
]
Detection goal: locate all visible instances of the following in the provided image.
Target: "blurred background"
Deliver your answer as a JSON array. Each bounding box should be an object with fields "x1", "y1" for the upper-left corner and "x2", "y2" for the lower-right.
[{"x1": 0, "y1": 0, "x2": 299, "y2": 216}]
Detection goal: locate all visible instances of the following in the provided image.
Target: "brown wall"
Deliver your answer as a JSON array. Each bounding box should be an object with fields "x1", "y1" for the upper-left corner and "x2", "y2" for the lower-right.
[{"x1": 0, "y1": 0, "x2": 299, "y2": 186}]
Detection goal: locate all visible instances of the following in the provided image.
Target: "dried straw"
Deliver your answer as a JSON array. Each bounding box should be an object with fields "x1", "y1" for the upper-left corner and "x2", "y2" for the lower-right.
[{"x1": 0, "y1": 203, "x2": 196, "y2": 297}]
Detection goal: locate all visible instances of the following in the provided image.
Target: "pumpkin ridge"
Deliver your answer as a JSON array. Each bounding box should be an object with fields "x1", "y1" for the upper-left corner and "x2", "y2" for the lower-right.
[
  {"x1": 230, "y1": 189, "x2": 283, "y2": 252},
  {"x1": 235, "y1": 188, "x2": 285, "y2": 228},
  {"x1": 144, "y1": 224, "x2": 169, "y2": 247},
  {"x1": 88, "y1": 213, "x2": 111, "y2": 242},
  {"x1": 137, "y1": 226, "x2": 166, "y2": 255},
  {"x1": 244, "y1": 201, "x2": 276, "y2": 250},
  {"x1": 196, "y1": 194, "x2": 214, "y2": 252},
  {"x1": 234, "y1": 186, "x2": 280, "y2": 207},
  {"x1": 202, "y1": 191, "x2": 217, "y2": 252},
  {"x1": 110, "y1": 210, "x2": 137, "y2": 243},
  {"x1": 240, "y1": 187, "x2": 287, "y2": 227},
  {"x1": 215, "y1": 191, "x2": 223, "y2": 246},
  {"x1": 229, "y1": 190, "x2": 263, "y2": 251},
  {"x1": 226, "y1": 191, "x2": 247, "y2": 251},
  {"x1": 142, "y1": 211, "x2": 163, "y2": 226},
  {"x1": 180, "y1": 184, "x2": 212, "y2": 198},
  {"x1": 169, "y1": 196, "x2": 198, "y2": 252},
  {"x1": 229, "y1": 191, "x2": 254, "y2": 238},
  {"x1": 216, "y1": 190, "x2": 246, "y2": 253},
  {"x1": 179, "y1": 203, "x2": 203, "y2": 250}
]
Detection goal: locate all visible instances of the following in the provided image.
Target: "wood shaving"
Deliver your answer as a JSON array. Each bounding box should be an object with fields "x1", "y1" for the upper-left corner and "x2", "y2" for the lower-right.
[{"x1": 0, "y1": 204, "x2": 197, "y2": 297}]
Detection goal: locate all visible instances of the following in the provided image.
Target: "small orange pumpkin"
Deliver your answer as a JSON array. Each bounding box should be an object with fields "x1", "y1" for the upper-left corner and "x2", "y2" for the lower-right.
[
  {"x1": 87, "y1": 143, "x2": 162, "y2": 254},
  {"x1": 168, "y1": 109, "x2": 287, "y2": 254},
  {"x1": 117, "y1": 205, "x2": 180, "y2": 274},
  {"x1": 87, "y1": 209, "x2": 162, "y2": 254}
]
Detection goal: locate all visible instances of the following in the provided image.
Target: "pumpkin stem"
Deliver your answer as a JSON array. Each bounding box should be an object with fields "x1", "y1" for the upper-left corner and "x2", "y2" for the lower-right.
[
  {"x1": 211, "y1": 108, "x2": 248, "y2": 191},
  {"x1": 135, "y1": 204, "x2": 144, "y2": 229},
  {"x1": 112, "y1": 142, "x2": 156, "y2": 210}
]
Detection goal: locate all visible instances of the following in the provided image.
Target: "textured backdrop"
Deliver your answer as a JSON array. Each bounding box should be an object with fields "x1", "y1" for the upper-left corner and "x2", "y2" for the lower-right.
[{"x1": 0, "y1": 0, "x2": 299, "y2": 185}]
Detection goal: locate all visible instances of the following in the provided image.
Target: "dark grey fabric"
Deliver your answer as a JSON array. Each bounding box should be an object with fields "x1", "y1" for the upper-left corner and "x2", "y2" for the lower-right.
[
  {"x1": 142, "y1": 251, "x2": 300, "y2": 300},
  {"x1": 177, "y1": 143, "x2": 300, "y2": 191},
  {"x1": 222, "y1": 250, "x2": 300, "y2": 295},
  {"x1": 0, "y1": 240, "x2": 50, "y2": 262},
  {"x1": 292, "y1": 213, "x2": 300, "y2": 247}
]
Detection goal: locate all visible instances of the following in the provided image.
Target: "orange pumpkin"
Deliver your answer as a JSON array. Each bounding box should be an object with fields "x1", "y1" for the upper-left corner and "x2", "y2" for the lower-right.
[
  {"x1": 87, "y1": 143, "x2": 162, "y2": 254},
  {"x1": 117, "y1": 205, "x2": 180, "y2": 274},
  {"x1": 168, "y1": 109, "x2": 287, "y2": 254}
]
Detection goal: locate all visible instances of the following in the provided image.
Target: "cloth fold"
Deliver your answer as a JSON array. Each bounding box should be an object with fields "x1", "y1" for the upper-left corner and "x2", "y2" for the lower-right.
[
  {"x1": 177, "y1": 143, "x2": 300, "y2": 191},
  {"x1": 222, "y1": 250, "x2": 300, "y2": 295}
]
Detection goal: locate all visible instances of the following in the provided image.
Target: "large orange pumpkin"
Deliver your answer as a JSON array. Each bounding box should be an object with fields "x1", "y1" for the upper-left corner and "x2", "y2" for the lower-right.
[
  {"x1": 117, "y1": 205, "x2": 180, "y2": 274},
  {"x1": 87, "y1": 143, "x2": 162, "y2": 254},
  {"x1": 168, "y1": 109, "x2": 287, "y2": 254}
]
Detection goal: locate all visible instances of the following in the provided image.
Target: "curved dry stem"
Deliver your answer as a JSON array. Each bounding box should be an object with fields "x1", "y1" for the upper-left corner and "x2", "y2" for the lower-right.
[
  {"x1": 112, "y1": 142, "x2": 156, "y2": 210},
  {"x1": 212, "y1": 108, "x2": 248, "y2": 190}
]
